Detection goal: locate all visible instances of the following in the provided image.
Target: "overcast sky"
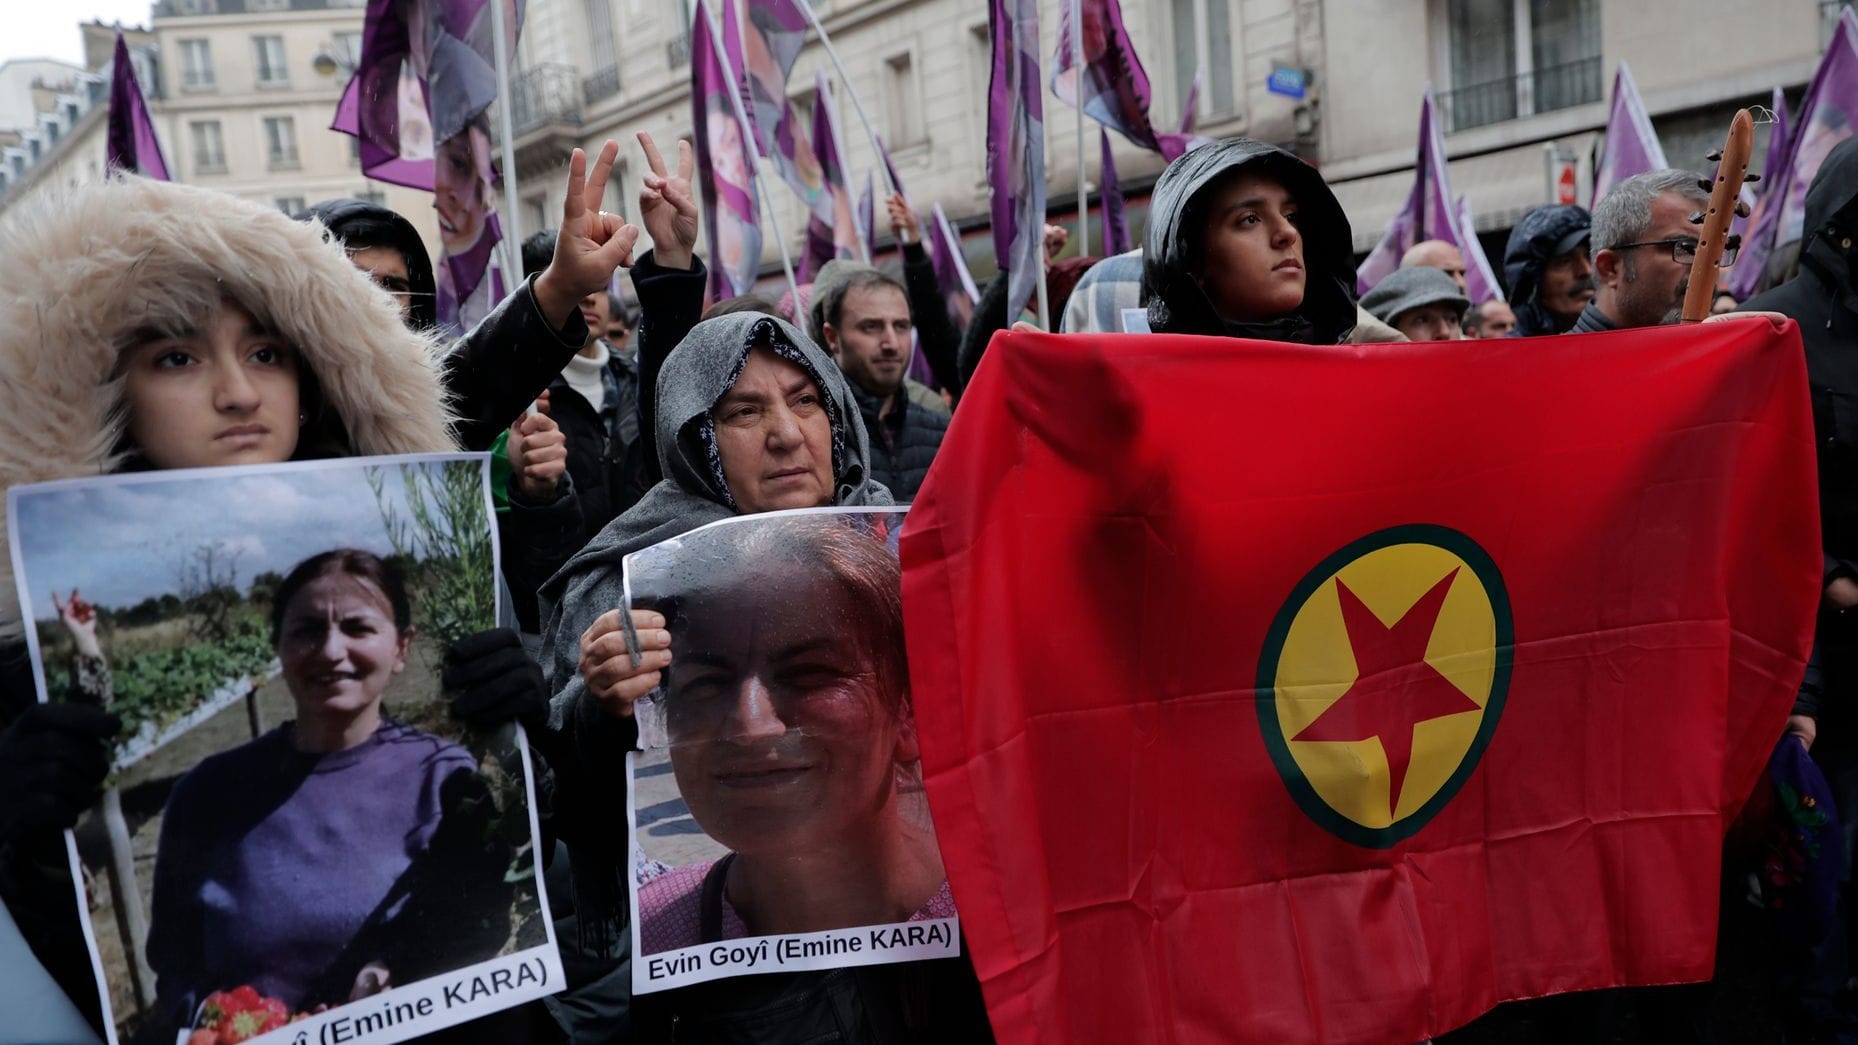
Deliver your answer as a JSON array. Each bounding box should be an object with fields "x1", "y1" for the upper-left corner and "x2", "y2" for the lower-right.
[
  {"x1": 10, "y1": 457, "x2": 492, "y2": 620},
  {"x1": 4, "y1": 2, "x2": 158, "y2": 68}
]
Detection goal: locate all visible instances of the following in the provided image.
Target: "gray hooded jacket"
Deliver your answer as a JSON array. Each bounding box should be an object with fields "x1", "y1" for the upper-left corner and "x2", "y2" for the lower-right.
[
  {"x1": 535, "y1": 313, "x2": 891, "y2": 960},
  {"x1": 1142, "y1": 138, "x2": 1358, "y2": 344}
]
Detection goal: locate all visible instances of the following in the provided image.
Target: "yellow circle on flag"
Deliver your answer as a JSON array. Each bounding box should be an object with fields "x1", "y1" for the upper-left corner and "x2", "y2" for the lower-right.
[{"x1": 1256, "y1": 525, "x2": 1512, "y2": 848}]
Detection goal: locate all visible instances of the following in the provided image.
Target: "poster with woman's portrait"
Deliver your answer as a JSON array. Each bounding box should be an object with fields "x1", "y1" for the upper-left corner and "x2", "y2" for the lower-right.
[
  {"x1": 6, "y1": 456, "x2": 561, "y2": 1045},
  {"x1": 623, "y1": 508, "x2": 961, "y2": 994}
]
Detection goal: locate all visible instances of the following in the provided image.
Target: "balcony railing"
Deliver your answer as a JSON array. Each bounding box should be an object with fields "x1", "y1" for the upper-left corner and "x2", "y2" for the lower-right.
[
  {"x1": 511, "y1": 64, "x2": 584, "y2": 135},
  {"x1": 1439, "y1": 56, "x2": 1603, "y2": 133},
  {"x1": 581, "y1": 65, "x2": 621, "y2": 105}
]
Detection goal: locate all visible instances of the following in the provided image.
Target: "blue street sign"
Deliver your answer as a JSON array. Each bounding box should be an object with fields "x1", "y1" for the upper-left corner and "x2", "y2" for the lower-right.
[{"x1": 1268, "y1": 66, "x2": 1307, "y2": 100}]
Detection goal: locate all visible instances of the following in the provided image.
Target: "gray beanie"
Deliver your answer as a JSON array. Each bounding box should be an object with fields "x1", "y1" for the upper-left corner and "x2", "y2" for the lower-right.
[{"x1": 1360, "y1": 266, "x2": 1471, "y2": 327}]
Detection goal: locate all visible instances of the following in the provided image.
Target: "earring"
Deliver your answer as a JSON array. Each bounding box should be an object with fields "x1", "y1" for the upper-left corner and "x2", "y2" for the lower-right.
[{"x1": 299, "y1": 411, "x2": 308, "y2": 426}]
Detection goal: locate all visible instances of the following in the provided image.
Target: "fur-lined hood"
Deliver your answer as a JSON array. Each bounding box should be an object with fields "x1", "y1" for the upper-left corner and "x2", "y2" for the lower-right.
[{"x1": 0, "y1": 176, "x2": 459, "y2": 639}]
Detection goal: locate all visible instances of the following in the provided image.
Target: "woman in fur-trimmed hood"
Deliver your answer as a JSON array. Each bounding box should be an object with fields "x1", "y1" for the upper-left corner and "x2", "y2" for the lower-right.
[
  {"x1": 0, "y1": 175, "x2": 459, "y2": 1042},
  {"x1": 0, "y1": 176, "x2": 458, "y2": 640}
]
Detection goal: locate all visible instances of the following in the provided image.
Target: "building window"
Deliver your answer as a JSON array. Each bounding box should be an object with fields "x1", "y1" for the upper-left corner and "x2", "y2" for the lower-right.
[
  {"x1": 333, "y1": 31, "x2": 364, "y2": 68},
  {"x1": 884, "y1": 52, "x2": 925, "y2": 148},
  {"x1": 275, "y1": 196, "x2": 306, "y2": 214},
  {"x1": 190, "y1": 120, "x2": 226, "y2": 171},
  {"x1": 583, "y1": 0, "x2": 620, "y2": 100},
  {"x1": 668, "y1": 0, "x2": 692, "y2": 68},
  {"x1": 1170, "y1": 0, "x2": 1236, "y2": 117},
  {"x1": 64, "y1": 101, "x2": 80, "y2": 123},
  {"x1": 358, "y1": 187, "x2": 386, "y2": 207},
  {"x1": 1441, "y1": 0, "x2": 1602, "y2": 132},
  {"x1": 254, "y1": 35, "x2": 289, "y2": 85},
  {"x1": 180, "y1": 39, "x2": 214, "y2": 89},
  {"x1": 263, "y1": 116, "x2": 299, "y2": 168}
]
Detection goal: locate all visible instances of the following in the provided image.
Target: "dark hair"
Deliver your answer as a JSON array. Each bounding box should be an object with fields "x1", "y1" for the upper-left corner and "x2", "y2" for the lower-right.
[
  {"x1": 521, "y1": 229, "x2": 556, "y2": 280},
  {"x1": 821, "y1": 268, "x2": 908, "y2": 332},
  {"x1": 269, "y1": 548, "x2": 412, "y2": 645},
  {"x1": 701, "y1": 294, "x2": 781, "y2": 321}
]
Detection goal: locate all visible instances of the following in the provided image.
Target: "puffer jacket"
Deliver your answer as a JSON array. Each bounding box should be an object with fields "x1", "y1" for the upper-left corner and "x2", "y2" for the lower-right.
[
  {"x1": 1142, "y1": 138, "x2": 1358, "y2": 344},
  {"x1": 851, "y1": 383, "x2": 949, "y2": 502},
  {"x1": 0, "y1": 176, "x2": 558, "y2": 1045}
]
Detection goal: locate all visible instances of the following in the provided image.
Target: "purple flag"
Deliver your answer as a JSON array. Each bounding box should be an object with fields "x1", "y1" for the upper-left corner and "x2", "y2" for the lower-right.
[
  {"x1": 858, "y1": 169, "x2": 877, "y2": 258},
  {"x1": 1356, "y1": 85, "x2": 1499, "y2": 304},
  {"x1": 1734, "y1": 7, "x2": 1858, "y2": 297},
  {"x1": 742, "y1": 0, "x2": 809, "y2": 154},
  {"x1": 1051, "y1": 0, "x2": 1158, "y2": 151},
  {"x1": 813, "y1": 72, "x2": 863, "y2": 262},
  {"x1": 1099, "y1": 128, "x2": 1130, "y2": 255},
  {"x1": 1592, "y1": 63, "x2": 1668, "y2": 204},
  {"x1": 990, "y1": 0, "x2": 1047, "y2": 321},
  {"x1": 1457, "y1": 197, "x2": 1502, "y2": 306},
  {"x1": 931, "y1": 202, "x2": 981, "y2": 328},
  {"x1": 106, "y1": 32, "x2": 169, "y2": 180},
  {"x1": 693, "y1": 0, "x2": 765, "y2": 301},
  {"x1": 334, "y1": 0, "x2": 521, "y2": 336}
]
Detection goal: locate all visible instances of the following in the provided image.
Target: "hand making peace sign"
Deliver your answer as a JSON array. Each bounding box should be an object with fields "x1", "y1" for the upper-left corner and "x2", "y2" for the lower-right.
[
  {"x1": 531, "y1": 140, "x2": 644, "y2": 330},
  {"x1": 637, "y1": 131, "x2": 701, "y2": 272}
]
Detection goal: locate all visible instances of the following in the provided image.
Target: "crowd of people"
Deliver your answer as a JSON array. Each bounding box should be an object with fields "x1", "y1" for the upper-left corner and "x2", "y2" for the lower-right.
[{"x1": 0, "y1": 118, "x2": 1854, "y2": 1044}]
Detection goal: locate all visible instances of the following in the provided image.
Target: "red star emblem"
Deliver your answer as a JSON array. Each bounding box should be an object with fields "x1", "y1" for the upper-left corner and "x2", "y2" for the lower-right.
[{"x1": 1292, "y1": 568, "x2": 1482, "y2": 817}]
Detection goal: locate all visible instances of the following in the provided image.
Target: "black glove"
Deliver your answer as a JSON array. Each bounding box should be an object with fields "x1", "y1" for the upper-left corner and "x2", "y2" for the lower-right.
[
  {"x1": 442, "y1": 628, "x2": 549, "y2": 732},
  {"x1": 0, "y1": 703, "x2": 119, "y2": 841}
]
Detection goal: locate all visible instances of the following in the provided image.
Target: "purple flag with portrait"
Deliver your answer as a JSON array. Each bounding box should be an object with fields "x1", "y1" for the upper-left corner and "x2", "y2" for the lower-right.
[
  {"x1": 990, "y1": 0, "x2": 1046, "y2": 321},
  {"x1": 1734, "y1": 7, "x2": 1858, "y2": 297},
  {"x1": 742, "y1": 0, "x2": 809, "y2": 154},
  {"x1": 1099, "y1": 128, "x2": 1130, "y2": 255},
  {"x1": 1051, "y1": 0, "x2": 1158, "y2": 151},
  {"x1": 693, "y1": 0, "x2": 765, "y2": 301},
  {"x1": 334, "y1": 0, "x2": 521, "y2": 337},
  {"x1": 931, "y1": 202, "x2": 981, "y2": 329},
  {"x1": 1357, "y1": 86, "x2": 1499, "y2": 304},
  {"x1": 106, "y1": 32, "x2": 170, "y2": 180},
  {"x1": 1592, "y1": 63, "x2": 1668, "y2": 204}
]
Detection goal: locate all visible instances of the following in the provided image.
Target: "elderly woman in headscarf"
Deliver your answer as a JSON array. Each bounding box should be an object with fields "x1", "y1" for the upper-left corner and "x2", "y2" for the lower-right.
[{"x1": 535, "y1": 313, "x2": 994, "y2": 1042}]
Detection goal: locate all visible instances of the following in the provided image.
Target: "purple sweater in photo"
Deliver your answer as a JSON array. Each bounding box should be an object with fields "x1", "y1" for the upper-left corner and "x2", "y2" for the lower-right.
[{"x1": 146, "y1": 720, "x2": 478, "y2": 1025}]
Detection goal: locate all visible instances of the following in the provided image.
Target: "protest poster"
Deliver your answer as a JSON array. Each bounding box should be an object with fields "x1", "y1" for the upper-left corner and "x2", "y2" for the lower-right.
[
  {"x1": 6, "y1": 455, "x2": 561, "y2": 1045},
  {"x1": 622, "y1": 507, "x2": 961, "y2": 994}
]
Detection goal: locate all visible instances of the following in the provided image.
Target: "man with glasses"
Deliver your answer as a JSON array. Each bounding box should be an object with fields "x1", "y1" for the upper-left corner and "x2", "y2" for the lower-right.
[{"x1": 1574, "y1": 170, "x2": 1722, "y2": 332}]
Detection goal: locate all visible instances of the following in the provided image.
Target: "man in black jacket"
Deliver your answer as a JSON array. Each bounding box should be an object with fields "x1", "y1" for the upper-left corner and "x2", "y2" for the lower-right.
[{"x1": 818, "y1": 266, "x2": 949, "y2": 501}]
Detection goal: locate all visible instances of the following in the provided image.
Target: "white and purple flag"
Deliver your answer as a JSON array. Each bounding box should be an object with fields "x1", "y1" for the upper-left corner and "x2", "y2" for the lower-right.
[
  {"x1": 1734, "y1": 6, "x2": 1858, "y2": 297},
  {"x1": 990, "y1": 0, "x2": 1047, "y2": 321},
  {"x1": 1052, "y1": 0, "x2": 1157, "y2": 151},
  {"x1": 106, "y1": 32, "x2": 169, "y2": 180},
  {"x1": 693, "y1": 0, "x2": 765, "y2": 301},
  {"x1": 1356, "y1": 85, "x2": 1499, "y2": 304},
  {"x1": 1458, "y1": 197, "x2": 1502, "y2": 306},
  {"x1": 1592, "y1": 63, "x2": 1668, "y2": 204},
  {"x1": 812, "y1": 72, "x2": 864, "y2": 264}
]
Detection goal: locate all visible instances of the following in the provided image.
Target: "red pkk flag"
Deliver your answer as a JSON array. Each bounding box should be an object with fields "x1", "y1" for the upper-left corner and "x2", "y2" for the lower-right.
[
  {"x1": 1099, "y1": 128, "x2": 1131, "y2": 255},
  {"x1": 1734, "y1": 5, "x2": 1858, "y2": 297},
  {"x1": 1592, "y1": 62, "x2": 1668, "y2": 204},
  {"x1": 930, "y1": 203, "x2": 981, "y2": 327},
  {"x1": 105, "y1": 32, "x2": 169, "y2": 180},
  {"x1": 988, "y1": 0, "x2": 1047, "y2": 322},
  {"x1": 1357, "y1": 85, "x2": 1500, "y2": 303},
  {"x1": 901, "y1": 321, "x2": 1818, "y2": 1044},
  {"x1": 692, "y1": 0, "x2": 765, "y2": 300}
]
